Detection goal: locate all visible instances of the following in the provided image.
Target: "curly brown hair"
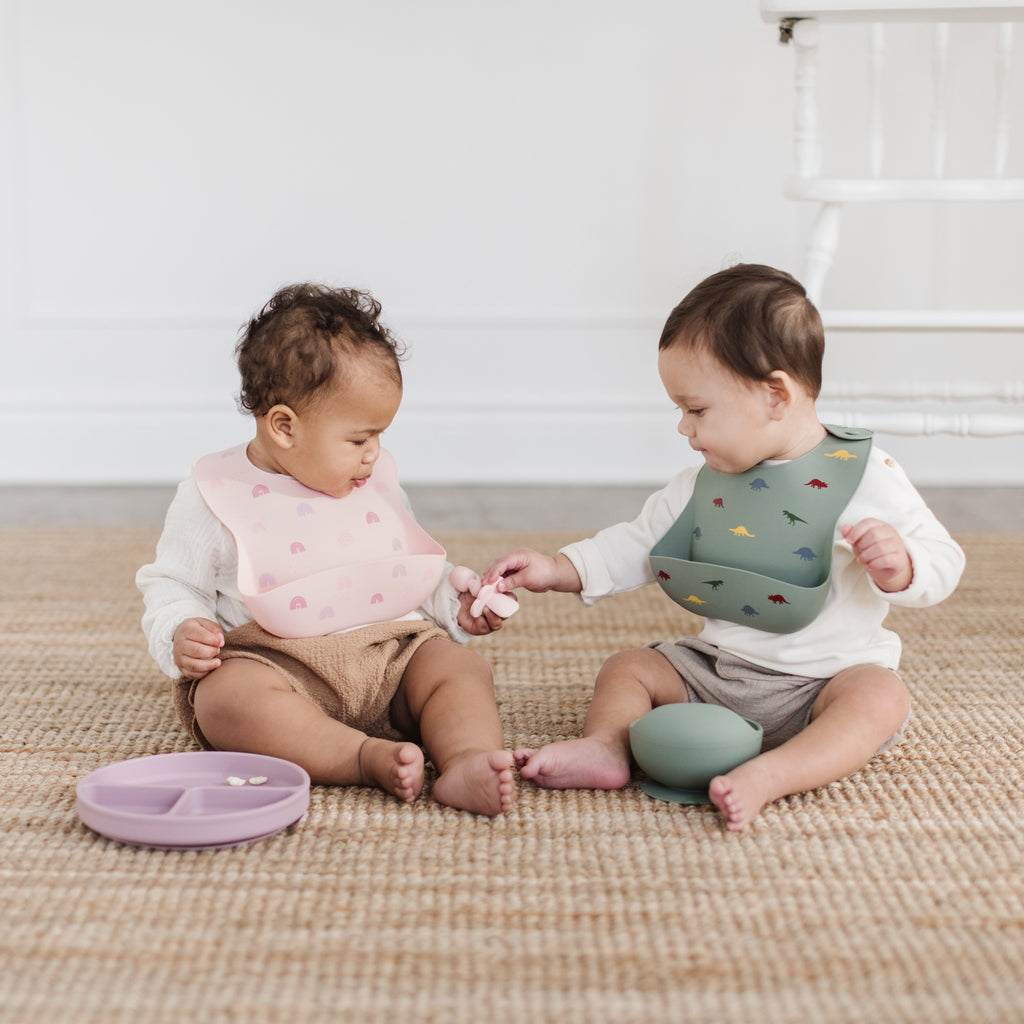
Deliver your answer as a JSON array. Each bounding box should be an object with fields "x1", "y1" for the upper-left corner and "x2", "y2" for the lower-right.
[
  {"x1": 658, "y1": 264, "x2": 824, "y2": 399},
  {"x1": 235, "y1": 283, "x2": 406, "y2": 416}
]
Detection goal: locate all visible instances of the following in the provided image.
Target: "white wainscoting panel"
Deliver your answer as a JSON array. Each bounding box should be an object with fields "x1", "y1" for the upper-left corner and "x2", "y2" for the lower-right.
[{"x1": 3, "y1": 1, "x2": 1022, "y2": 487}]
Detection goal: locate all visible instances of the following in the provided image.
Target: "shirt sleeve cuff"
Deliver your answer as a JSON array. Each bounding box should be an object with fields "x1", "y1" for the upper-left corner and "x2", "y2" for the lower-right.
[{"x1": 559, "y1": 539, "x2": 615, "y2": 605}]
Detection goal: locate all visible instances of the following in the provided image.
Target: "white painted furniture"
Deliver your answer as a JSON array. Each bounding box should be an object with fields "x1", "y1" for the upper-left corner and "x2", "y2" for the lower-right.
[{"x1": 760, "y1": 1, "x2": 1024, "y2": 436}]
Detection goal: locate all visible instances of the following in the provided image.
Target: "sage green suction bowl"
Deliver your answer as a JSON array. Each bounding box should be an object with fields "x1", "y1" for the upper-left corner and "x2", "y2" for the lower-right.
[{"x1": 629, "y1": 704, "x2": 763, "y2": 804}]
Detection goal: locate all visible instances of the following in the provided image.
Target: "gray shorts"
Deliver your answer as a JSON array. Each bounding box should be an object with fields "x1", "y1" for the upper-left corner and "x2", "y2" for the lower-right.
[{"x1": 649, "y1": 636, "x2": 908, "y2": 753}]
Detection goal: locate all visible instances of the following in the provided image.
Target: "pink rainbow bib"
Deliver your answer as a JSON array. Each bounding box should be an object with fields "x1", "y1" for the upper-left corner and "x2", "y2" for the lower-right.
[{"x1": 195, "y1": 445, "x2": 446, "y2": 638}]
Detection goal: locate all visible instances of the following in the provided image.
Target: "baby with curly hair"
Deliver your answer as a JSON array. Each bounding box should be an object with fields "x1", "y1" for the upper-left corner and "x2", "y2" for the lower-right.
[{"x1": 138, "y1": 283, "x2": 515, "y2": 816}]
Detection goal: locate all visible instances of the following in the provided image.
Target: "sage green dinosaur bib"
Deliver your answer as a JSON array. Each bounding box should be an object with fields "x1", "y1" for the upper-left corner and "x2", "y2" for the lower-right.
[{"x1": 649, "y1": 425, "x2": 872, "y2": 633}]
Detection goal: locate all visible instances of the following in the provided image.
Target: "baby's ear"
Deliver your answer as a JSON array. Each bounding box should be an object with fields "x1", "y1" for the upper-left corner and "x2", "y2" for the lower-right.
[
  {"x1": 265, "y1": 404, "x2": 299, "y2": 447},
  {"x1": 764, "y1": 371, "x2": 795, "y2": 417}
]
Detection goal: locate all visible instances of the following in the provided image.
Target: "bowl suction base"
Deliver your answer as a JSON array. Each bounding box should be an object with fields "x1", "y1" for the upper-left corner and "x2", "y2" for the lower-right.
[{"x1": 639, "y1": 779, "x2": 711, "y2": 805}]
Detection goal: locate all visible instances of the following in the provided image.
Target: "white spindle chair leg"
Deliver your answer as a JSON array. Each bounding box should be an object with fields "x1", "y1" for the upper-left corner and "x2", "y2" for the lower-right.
[
  {"x1": 804, "y1": 201, "x2": 842, "y2": 306},
  {"x1": 792, "y1": 19, "x2": 822, "y2": 178}
]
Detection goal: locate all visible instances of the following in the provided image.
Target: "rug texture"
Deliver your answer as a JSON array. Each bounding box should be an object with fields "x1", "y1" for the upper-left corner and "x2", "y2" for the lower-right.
[{"x1": 1, "y1": 526, "x2": 1022, "y2": 1024}]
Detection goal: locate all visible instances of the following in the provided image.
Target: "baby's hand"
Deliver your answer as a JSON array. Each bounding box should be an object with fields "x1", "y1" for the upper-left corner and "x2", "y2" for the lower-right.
[
  {"x1": 173, "y1": 617, "x2": 225, "y2": 680},
  {"x1": 456, "y1": 590, "x2": 511, "y2": 636},
  {"x1": 841, "y1": 519, "x2": 913, "y2": 593},
  {"x1": 450, "y1": 566, "x2": 517, "y2": 636},
  {"x1": 482, "y1": 549, "x2": 582, "y2": 595}
]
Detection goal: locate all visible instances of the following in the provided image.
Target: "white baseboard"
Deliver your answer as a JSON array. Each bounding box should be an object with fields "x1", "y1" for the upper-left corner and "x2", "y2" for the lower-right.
[{"x1": 8, "y1": 310, "x2": 1024, "y2": 486}]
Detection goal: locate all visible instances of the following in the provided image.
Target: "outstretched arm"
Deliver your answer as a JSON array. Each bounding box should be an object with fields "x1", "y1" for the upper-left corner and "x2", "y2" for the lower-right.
[{"x1": 483, "y1": 549, "x2": 583, "y2": 595}]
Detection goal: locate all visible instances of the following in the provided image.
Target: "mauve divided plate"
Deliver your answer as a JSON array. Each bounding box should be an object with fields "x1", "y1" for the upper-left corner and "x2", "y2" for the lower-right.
[{"x1": 76, "y1": 751, "x2": 310, "y2": 850}]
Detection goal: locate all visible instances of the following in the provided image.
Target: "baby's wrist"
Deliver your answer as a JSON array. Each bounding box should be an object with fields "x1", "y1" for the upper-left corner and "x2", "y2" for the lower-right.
[
  {"x1": 876, "y1": 555, "x2": 914, "y2": 593},
  {"x1": 552, "y1": 552, "x2": 583, "y2": 593}
]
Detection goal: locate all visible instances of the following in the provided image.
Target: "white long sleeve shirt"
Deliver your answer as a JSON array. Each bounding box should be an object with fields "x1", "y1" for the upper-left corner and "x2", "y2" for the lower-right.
[
  {"x1": 136, "y1": 470, "x2": 470, "y2": 679},
  {"x1": 559, "y1": 444, "x2": 965, "y2": 678}
]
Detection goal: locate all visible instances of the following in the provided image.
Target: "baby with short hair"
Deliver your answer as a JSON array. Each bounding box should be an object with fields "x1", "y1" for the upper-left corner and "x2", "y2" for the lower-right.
[
  {"x1": 138, "y1": 283, "x2": 515, "y2": 816},
  {"x1": 484, "y1": 264, "x2": 965, "y2": 829}
]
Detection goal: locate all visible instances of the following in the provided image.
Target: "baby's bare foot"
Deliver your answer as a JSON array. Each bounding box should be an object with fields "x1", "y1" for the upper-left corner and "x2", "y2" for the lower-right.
[
  {"x1": 709, "y1": 760, "x2": 773, "y2": 831},
  {"x1": 514, "y1": 737, "x2": 631, "y2": 791},
  {"x1": 359, "y1": 738, "x2": 425, "y2": 804},
  {"x1": 433, "y1": 750, "x2": 516, "y2": 817}
]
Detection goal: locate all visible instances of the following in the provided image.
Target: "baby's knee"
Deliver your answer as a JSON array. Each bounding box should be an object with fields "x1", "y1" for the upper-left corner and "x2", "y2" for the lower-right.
[
  {"x1": 192, "y1": 661, "x2": 285, "y2": 734},
  {"x1": 426, "y1": 637, "x2": 494, "y2": 681},
  {"x1": 459, "y1": 643, "x2": 495, "y2": 680},
  {"x1": 401, "y1": 638, "x2": 495, "y2": 713},
  {"x1": 595, "y1": 646, "x2": 679, "y2": 694},
  {"x1": 868, "y1": 670, "x2": 911, "y2": 724},
  {"x1": 826, "y1": 665, "x2": 910, "y2": 727},
  {"x1": 597, "y1": 647, "x2": 653, "y2": 681}
]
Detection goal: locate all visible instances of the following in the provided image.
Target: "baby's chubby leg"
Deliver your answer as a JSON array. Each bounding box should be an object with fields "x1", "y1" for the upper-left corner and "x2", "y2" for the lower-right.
[
  {"x1": 396, "y1": 639, "x2": 515, "y2": 817},
  {"x1": 516, "y1": 647, "x2": 690, "y2": 790},
  {"x1": 193, "y1": 660, "x2": 425, "y2": 802},
  {"x1": 709, "y1": 664, "x2": 910, "y2": 831}
]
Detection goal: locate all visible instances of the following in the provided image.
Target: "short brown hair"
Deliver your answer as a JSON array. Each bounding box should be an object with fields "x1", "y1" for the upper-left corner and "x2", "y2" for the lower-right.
[
  {"x1": 658, "y1": 264, "x2": 824, "y2": 398},
  {"x1": 235, "y1": 283, "x2": 405, "y2": 416}
]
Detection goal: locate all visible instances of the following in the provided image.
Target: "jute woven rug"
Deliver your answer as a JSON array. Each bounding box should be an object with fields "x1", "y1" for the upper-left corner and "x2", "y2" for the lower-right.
[{"x1": 1, "y1": 527, "x2": 1022, "y2": 1024}]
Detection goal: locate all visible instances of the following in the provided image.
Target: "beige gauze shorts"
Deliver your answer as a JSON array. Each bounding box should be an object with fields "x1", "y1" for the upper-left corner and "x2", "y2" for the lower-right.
[{"x1": 173, "y1": 618, "x2": 450, "y2": 749}]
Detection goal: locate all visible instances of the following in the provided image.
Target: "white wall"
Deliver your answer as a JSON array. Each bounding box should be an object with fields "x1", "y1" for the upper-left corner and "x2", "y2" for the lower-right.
[{"x1": 2, "y1": 1, "x2": 1022, "y2": 486}]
